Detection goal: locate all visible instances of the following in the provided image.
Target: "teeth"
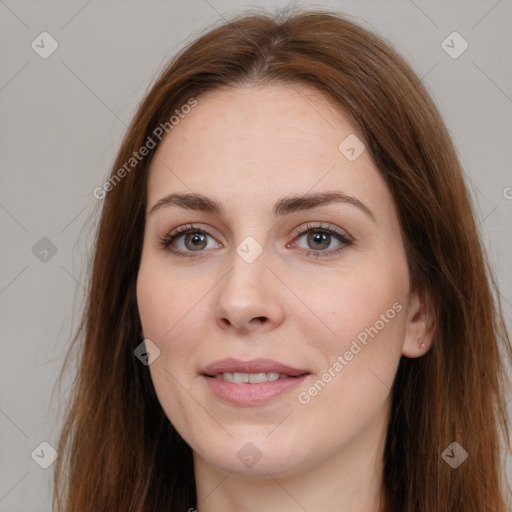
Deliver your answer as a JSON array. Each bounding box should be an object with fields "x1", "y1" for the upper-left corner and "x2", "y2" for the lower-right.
[
  {"x1": 248, "y1": 372, "x2": 267, "y2": 384},
  {"x1": 233, "y1": 372, "x2": 249, "y2": 384},
  {"x1": 215, "y1": 371, "x2": 288, "y2": 383}
]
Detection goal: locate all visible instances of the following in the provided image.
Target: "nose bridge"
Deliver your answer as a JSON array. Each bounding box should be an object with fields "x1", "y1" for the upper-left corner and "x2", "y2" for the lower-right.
[
  {"x1": 213, "y1": 239, "x2": 285, "y2": 331},
  {"x1": 223, "y1": 229, "x2": 270, "y2": 291},
  {"x1": 222, "y1": 242, "x2": 270, "y2": 305}
]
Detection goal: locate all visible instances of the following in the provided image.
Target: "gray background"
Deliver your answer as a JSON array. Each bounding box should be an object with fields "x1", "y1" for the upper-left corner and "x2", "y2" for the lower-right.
[{"x1": 1, "y1": 0, "x2": 511, "y2": 510}]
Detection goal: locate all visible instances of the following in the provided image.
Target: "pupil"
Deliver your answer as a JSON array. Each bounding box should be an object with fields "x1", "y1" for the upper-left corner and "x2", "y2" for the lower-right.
[{"x1": 308, "y1": 231, "x2": 330, "y2": 250}]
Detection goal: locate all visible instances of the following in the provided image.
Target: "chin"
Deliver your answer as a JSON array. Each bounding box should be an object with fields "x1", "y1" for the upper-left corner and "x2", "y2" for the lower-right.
[{"x1": 192, "y1": 429, "x2": 314, "y2": 478}]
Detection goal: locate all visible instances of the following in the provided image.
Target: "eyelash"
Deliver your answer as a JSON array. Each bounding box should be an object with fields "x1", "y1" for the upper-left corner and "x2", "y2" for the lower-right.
[{"x1": 158, "y1": 222, "x2": 353, "y2": 260}]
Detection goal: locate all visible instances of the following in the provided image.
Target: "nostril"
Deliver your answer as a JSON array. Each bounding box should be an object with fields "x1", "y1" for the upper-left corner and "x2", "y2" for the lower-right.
[{"x1": 217, "y1": 315, "x2": 269, "y2": 330}]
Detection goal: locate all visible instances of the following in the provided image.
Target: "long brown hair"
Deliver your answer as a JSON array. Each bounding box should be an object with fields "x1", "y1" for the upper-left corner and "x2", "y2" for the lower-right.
[{"x1": 54, "y1": 8, "x2": 512, "y2": 511}]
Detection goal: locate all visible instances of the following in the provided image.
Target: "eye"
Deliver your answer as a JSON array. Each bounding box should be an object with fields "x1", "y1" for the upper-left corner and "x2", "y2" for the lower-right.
[
  {"x1": 288, "y1": 223, "x2": 353, "y2": 259},
  {"x1": 159, "y1": 224, "x2": 222, "y2": 258},
  {"x1": 159, "y1": 222, "x2": 352, "y2": 260}
]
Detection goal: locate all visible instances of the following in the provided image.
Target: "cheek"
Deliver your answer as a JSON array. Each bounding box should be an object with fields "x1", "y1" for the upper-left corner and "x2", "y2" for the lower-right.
[
  {"x1": 291, "y1": 260, "x2": 409, "y2": 426},
  {"x1": 137, "y1": 261, "x2": 207, "y2": 429},
  {"x1": 136, "y1": 274, "x2": 192, "y2": 422},
  {"x1": 292, "y1": 271, "x2": 407, "y2": 448},
  {"x1": 137, "y1": 256, "x2": 203, "y2": 340},
  {"x1": 136, "y1": 256, "x2": 216, "y2": 386},
  {"x1": 300, "y1": 261, "x2": 408, "y2": 357}
]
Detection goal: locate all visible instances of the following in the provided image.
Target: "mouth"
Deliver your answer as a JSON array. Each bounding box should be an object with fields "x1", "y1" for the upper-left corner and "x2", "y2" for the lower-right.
[
  {"x1": 201, "y1": 358, "x2": 311, "y2": 405},
  {"x1": 212, "y1": 371, "x2": 294, "y2": 383},
  {"x1": 202, "y1": 357, "x2": 309, "y2": 380}
]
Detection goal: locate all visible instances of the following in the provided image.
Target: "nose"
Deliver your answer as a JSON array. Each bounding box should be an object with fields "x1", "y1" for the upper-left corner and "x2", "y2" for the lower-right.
[{"x1": 212, "y1": 249, "x2": 285, "y2": 335}]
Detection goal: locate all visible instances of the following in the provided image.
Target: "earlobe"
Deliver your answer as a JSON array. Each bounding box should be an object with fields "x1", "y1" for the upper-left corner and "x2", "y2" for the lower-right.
[{"x1": 402, "y1": 286, "x2": 435, "y2": 358}]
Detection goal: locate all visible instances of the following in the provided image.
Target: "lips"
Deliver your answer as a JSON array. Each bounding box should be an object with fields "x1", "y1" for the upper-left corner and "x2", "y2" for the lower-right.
[
  {"x1": 214, "y1": 371, "x2": 288, "y2": 384},
  {"x1": 201, "y1": 358, "x2": 310, "y2": 405},
  {"x1": 202, "y1": 358, "x2": 309, "y2": 379}
]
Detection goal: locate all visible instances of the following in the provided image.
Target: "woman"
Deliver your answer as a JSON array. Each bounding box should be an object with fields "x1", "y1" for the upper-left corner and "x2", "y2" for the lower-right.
[{"x1": 54, "y1": 9, "x2": 512, "y2": 511}]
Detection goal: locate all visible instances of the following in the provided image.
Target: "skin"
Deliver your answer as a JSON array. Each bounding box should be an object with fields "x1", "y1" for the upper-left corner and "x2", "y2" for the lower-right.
[{"x1": 136, "y1": 84, "x2": 434, "y2": 512}]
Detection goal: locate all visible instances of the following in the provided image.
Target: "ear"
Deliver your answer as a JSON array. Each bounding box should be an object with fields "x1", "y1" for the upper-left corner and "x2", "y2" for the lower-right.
[{"x1": 401, "y1": 285, "x2": 435, "y2": 358}]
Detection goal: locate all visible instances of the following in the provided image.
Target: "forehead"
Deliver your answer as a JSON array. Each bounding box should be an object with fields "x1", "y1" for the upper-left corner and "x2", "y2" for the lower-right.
[{"x1": 147, "y1": 84, "x2": 388, "y2": 213}]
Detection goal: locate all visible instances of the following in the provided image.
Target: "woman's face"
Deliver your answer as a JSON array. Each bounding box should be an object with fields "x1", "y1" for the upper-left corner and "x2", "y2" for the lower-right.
[{"x1": 137, "y1": 84, "x2": 425, "y2": 479}]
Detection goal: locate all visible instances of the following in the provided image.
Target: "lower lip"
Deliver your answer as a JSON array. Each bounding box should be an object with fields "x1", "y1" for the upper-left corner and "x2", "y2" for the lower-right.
[{"x1": 202, "y1": 375, "x2": 309, "y2": 405}]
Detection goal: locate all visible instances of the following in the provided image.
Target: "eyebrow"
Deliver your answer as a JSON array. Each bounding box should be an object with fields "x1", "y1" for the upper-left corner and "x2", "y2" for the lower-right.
[{"x1": 147, "y1": 191, "x2": 375, "y2": 221}]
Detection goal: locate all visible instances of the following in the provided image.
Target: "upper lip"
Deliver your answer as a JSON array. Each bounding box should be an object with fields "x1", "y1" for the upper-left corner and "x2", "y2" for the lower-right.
[{"x1": 202, "y1": 358, "x2": 309, "y2": 377}]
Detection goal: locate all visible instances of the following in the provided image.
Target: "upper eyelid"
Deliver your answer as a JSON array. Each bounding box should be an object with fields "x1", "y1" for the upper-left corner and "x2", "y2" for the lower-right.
[
  {"x1": 294, "y1": 222, "x2": 351, "y2": 238},
  {"x1": 166, "y1": 223, "x2": 221, "y2": 239},
  {"x1": 166, "y1": 221, "x2": 344, "y2": 236}
]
